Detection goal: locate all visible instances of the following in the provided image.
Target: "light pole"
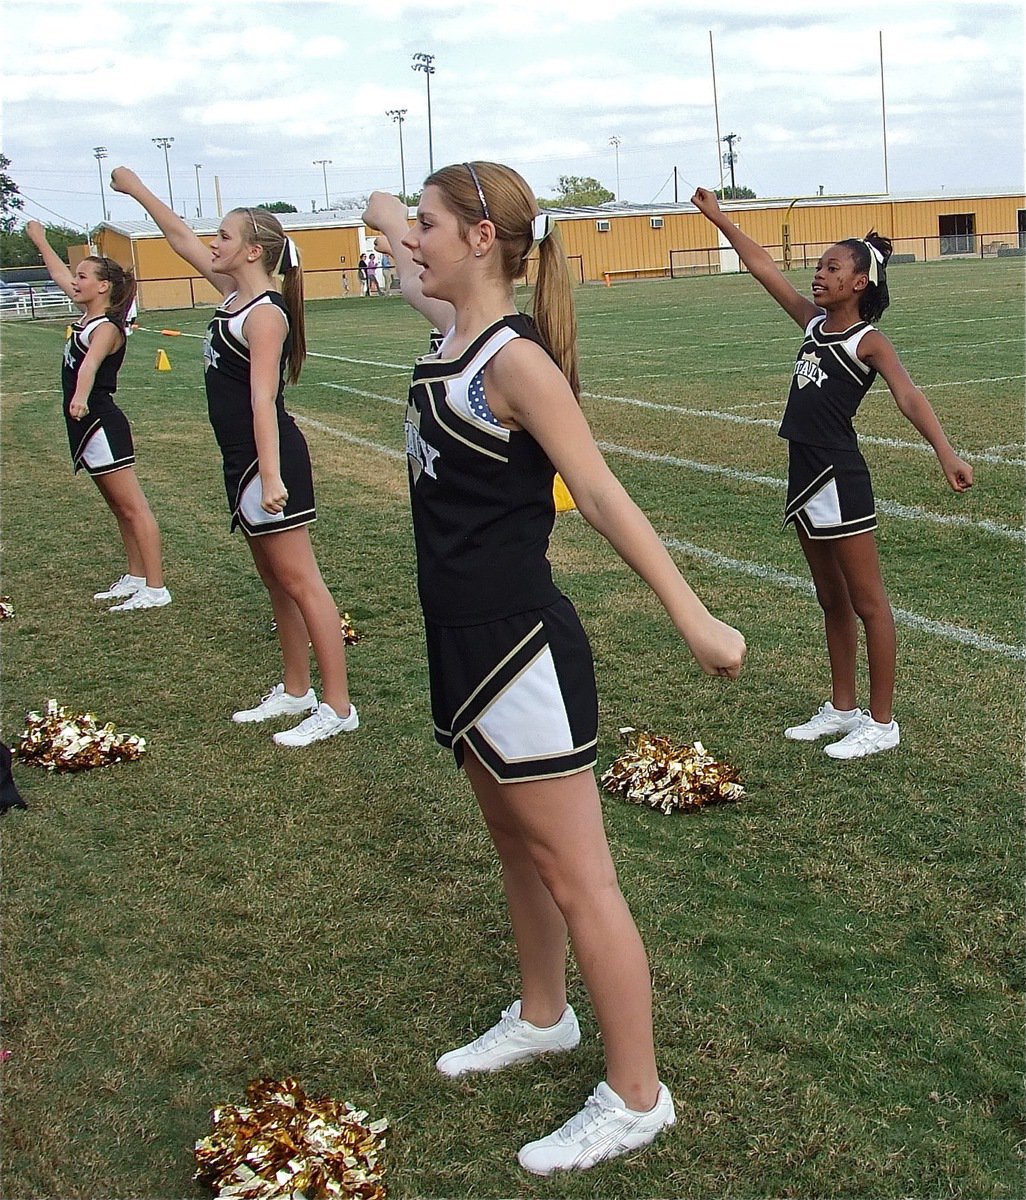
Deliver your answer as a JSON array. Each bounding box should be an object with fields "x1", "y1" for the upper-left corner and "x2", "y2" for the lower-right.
[
  {"x1": 609, "y1": 136, "x2": 622, "y2": 200},
  {"x1": 93, "y1": 146, "x2": 109, "y2": 222},
  {"x1": 313, "y1": 159, "x2": 331, "y2": 210},
  {"x1": 411, "y1": 52, "x2": 436, "y2": 173},
  {"x1": 386, "y1": 108, "x2": 408, "y2": 200},
  {"x1": 721, "y1": 132, "x2": 740, "y2": 197},
  {"x1": 194, "y1": 163, "x2": 203, "y2": 217},
  {"x1": 152, "y1": 136, "x2": 175, "y2": 210}
]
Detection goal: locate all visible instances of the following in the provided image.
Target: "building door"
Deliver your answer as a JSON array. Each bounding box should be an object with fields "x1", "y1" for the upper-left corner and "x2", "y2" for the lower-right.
[{"x1": 938, "y1": 213, "x2": 976, "y2": 255}]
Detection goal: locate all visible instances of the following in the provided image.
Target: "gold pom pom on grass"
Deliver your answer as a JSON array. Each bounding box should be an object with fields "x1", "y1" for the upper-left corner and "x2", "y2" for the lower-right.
[
  {"x1": 194, "y1": 1077, "x2": 388, "y2": 1200},
  {"x1": 601, "y1": 727, "x2": 745, "y2": 814},
  {"x1": 270, "y1": 612, "x2": 362, "y2": 645},
  {"x1": 0, "y1": 597, "x2": 14, "y2": 621},
  {"x1": 14, "y1": 700, "x2": 145, "y2": 772}
]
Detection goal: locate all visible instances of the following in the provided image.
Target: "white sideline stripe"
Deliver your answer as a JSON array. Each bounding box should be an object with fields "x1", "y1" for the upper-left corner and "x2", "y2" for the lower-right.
[
  {"x1": 660, "y1": 537, "x2": 1025, "y2": 661},
  {"x1": 584, "y1": 389, "x2": 1026, "y2": 466},
  {"x1": 597, "y1": 440, "x2": 1025, "y2": 542},
  {"x1": 294, "y1": 413, "x2": 405, "y2": 459},
  {"x1": 291, "y1": 407, "x2": 1023, "y2": 661},
  {"x1": 323, "y1": 382, "x2": 404, "y2": 405}
]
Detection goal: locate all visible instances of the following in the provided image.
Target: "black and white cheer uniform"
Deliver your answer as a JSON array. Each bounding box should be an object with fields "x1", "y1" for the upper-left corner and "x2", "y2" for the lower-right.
[
  {"x1": 62, "y1": 315, "x2": 134, "y2": 476},
  {"x1": 406, "y1": 313, "x2": 598, "y2": 783},
  {"x1": 203, "y1": 291, "x2": 315, "y2": 536},
  {"x1": 779, "y1": 313, "x2": 879, "y2": 540}
]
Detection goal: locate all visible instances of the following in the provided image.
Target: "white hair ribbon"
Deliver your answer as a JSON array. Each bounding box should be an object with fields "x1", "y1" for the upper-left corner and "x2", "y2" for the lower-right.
[
  {"x1": 276, "y1": 236, "x2": 300, "y2": 274},
  {"x1": 532, "y1": 212, "x2": 552, "y2": 244},
  {"x1": 863, "y1": 240, "x2": 884, "y2": 285}
]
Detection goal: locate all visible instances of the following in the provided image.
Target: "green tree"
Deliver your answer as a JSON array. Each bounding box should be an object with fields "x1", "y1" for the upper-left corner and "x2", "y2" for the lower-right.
[
  {"x1": 0, "y1": 153, "x2": 25, "y2": 233},
  {"x1": 261, "y1": 201, "x2": 298, "y2": 213},
  {"x1": 539, "y1": 175, "x2": 614, "y2": 208},
  {"x1": 716, "y1": 185, "x2": 757, "y2": 200},
  {"x1": 0, "y1": 223, "x2": 82, "y2": 268}
]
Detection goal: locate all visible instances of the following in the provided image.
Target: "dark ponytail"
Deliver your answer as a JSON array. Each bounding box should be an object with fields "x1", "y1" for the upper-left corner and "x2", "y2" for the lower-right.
[
  {"x1": 86, "y1": 255, "x2": 136, "y2": 330},
  {"x1": 839, "y1": 230, "x2": 893, "y2": 321}
]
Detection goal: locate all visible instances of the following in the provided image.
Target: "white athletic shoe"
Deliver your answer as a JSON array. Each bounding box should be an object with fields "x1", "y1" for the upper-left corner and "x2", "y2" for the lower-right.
[
  {"x1": 93, "y1": 574, "x2": 145, "y2": 601},
  {"x1": 436, "y1": 999, "x2": 581, "y2": 1077},
  {"x1": 784, "y1": 701, "x2": 864, "y2": 741},
  {"x1": 272, "y1": 701, "x2": 359, "y2": 747},
  {"x1": 824, "y1": 718, "x2": 900, "y2": 759},
  {"x1": 108, "y1": 586, "x2": 172, "y2": 612},
  {"x1": 518, "y1": 1081, "x2": 676, "y2": 1175},
  {"x1": 232, "y1": 683, "x2": 316, "y2": 724}
]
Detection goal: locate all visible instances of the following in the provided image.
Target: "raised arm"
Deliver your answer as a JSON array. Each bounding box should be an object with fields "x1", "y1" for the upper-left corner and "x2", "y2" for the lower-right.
[
  {"x1": 489, "y1": 340, "x2": 746, "y2": 678},
  {"x1": 362, "y1": 191, "x2": 454, "y2": 333},
  {"x1": 25, "y1": 220, "x2": 77, "y2": 300},
  {"x1": 110, "y1": 167, "x2": 233, "y2": 294},
  {"x1": 691, "y1": 187, "x2": 819, "y2": 329}
]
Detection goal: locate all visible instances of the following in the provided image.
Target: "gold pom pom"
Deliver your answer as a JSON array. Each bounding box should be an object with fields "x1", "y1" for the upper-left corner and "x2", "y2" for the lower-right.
[
  {"x1": 0, "y1": 597, "x2": 14, "y2": 621},
  {"x1": 194, "y1": 1077, "x2": 388, "y2": 1199},
  {"x1": 338, "y1": 613, "x2": 361, "y2": 646},
  {"x1": 601, "y1": 727, "x2": 745, "y2": 813},
  {"x1": 14, "y1": 700, "x2": 145, "y2": 772}
]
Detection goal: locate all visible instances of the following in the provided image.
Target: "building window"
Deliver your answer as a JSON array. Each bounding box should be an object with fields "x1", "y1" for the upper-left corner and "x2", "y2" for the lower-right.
[
  {"x1": 596, "y1": 219, "x2": 611, "y2": 232},
  {"x1": 650, "y1": 217, "x2": 664, "y2": 229},
  {"x1": 1018, "y1": 209, "x2": 1026, "y2": 251},
  {"x1": 938, "y1": 213, "x2": 976, "y2": 255}
]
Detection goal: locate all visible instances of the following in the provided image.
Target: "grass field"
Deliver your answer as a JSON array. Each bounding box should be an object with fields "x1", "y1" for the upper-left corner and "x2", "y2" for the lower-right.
[{"x1": 1, "y1": 257, "x2": 1023, "y2": 1199}]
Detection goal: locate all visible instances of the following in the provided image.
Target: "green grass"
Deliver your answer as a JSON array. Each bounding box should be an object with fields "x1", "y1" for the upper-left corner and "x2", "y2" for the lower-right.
[{"x1": 1, "y1": 258, "x2": 1022, "y2": 1199}]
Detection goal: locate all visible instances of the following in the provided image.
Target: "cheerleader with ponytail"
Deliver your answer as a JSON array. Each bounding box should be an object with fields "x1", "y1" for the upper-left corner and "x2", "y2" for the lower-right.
[
  {"x1": 110, "y1": 169, "x2": 356, "y2": 745},
  {"x1": 26, "y1": 219, "x2": 170, "y2": 611},
  {"x1": 693, "y1": 187, "x2": 973, "y2": 759},
  {"x1": 364, "y1": 166, "x2": 745, "y2": 1175}
]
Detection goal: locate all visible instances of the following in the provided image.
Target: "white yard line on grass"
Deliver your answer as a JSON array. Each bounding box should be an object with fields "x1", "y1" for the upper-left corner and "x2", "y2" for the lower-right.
[{"x1": 293, "y1": 410, "x2": 1025, "y2": 661}]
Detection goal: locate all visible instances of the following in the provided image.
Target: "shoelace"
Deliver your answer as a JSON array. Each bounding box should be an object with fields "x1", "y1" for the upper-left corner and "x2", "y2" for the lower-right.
[
  {"x1": 468, "y1": 1008, "x2": 520, "y2": 1051},
  {"x1": 553, "y1": 1090, "x2": 614, "y2": 1142}
]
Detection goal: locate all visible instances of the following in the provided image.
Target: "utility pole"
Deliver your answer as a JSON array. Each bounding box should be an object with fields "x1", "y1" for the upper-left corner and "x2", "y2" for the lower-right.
[
  {"x1": 152, "y1": 136, "x2": 175, "y2": 211},
  {"x1": 93, "y1": 146, "x2": 109, "y2": 223},
  {"x1": 721, "y1": 132, "x2": 740, "y2": 196},
  {"x1": 609, "y1": 136, "x2": 622, "y2": 200},
  {"x1": 386, "y1": 109, "x2": 408, "y2": 199},
  {"x1": 194, "y1": 163, "x2": 203, "y2": 217},
  {"x1": 412, "y1": 53, "x2": 436, "y2": 173},
  {"x1": 313, "y1": 159, "x2": 331, "y2": 210}
]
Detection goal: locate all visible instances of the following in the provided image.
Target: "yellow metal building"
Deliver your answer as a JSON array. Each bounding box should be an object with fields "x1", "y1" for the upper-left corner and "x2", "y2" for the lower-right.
[{"x1": 76, "y1": 191, "x2": 1024, "y2": 308}]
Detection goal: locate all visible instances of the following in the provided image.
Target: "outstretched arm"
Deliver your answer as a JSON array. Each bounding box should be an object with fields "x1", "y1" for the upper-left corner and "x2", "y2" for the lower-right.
[
  {"x1": 860, "y1": 332, "x2": 974, "y2": 492},
  {"x1": 489, "y1": 340, "x2": 747, "y2": 677},
  {"x1": 363, "y1": 191, "x2": 454, "y2": 333},
  {"x1": 110, "y1": 167, "x2": 233, "y2": 295},
  {"x1": 691, "y1": 187, "x2": 819, "y2": 330},
  {"x1": 26, "y1": 221, "x2": 77, "y2": 300}
]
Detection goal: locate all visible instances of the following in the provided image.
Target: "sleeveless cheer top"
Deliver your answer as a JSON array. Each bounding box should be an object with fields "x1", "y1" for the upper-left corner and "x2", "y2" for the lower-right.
[
  {"x1": 778, "y1": 314, "x2": 877, "y2": 451},
  {"x1": 406, "y1": 313, "x2": 562, "y2": 626},
  {"x1": 62, "y1": 315, "x2": 125, "y2": 414}
]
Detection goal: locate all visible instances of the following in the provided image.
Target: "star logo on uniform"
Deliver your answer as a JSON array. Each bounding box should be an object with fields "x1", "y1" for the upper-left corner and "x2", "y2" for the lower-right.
[
  {"x1": 794, "y1": 350, "x2": 827, "y2": 389},
  {"x1": 202, "y1": 334, "x2": 219, "y2": 372},
  {"x1": 63, "y1": 339, "x2": 75, "y2": 370},
  {"x1": 405, "y1": 399, "x2": 440, "y2": 484}
]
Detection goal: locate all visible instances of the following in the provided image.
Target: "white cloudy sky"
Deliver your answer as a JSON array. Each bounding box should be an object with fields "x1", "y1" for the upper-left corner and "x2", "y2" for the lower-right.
[{"x1": 2, "y1": 0, "x2": 1022, "y2": 232}]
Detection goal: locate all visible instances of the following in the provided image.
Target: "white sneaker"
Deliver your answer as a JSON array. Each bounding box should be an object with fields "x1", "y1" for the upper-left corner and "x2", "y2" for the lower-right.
[
  {"x1": 272, "y1": 701, "x2": 358, "y2": 747},
  {"x1": 93, "y1": 574, "x2": 145, "y2": 601},
  {"x1": 784, "y1": 701, "x2": 864, "y2": 741},
  {"x1": 108, "y1": 586, "x2": 172, "y2": 612},
  {"x1": 436, "y1": 999, "x2": 581, "y2": 1077},
  {"x1": 518, "y1": 1081, "x2": 676, "y2": 1175},
  {"x1": 232, "y1": 683, "x2": 316, "y2": 724},
  {"x1": 824, "y1": 717, "x2": 900, "y2": 759}
]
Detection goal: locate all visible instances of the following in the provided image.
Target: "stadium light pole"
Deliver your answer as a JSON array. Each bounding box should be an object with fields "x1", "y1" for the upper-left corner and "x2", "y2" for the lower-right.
[
  {"x1": 152, "y1": 136, "x2": 175, "y2": 211},
  {"x1": 93, "y1": 146, "x2": 109, "y2": 223},
  {"x1": 313, "y1": 159, "x2": 332, "y2": 210},
  {"x1": 609, "y1": 136, "x2": 622, "y2": 200},
  {"x1": 412, "y1": 52, "x2": 436, "y2": 173},
  {"x1": 194, "y1": 163, "x2": 203, "y2": 218},
  {"x1": 386, "y1": 109, "x2": 408, "y2": 200}
]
